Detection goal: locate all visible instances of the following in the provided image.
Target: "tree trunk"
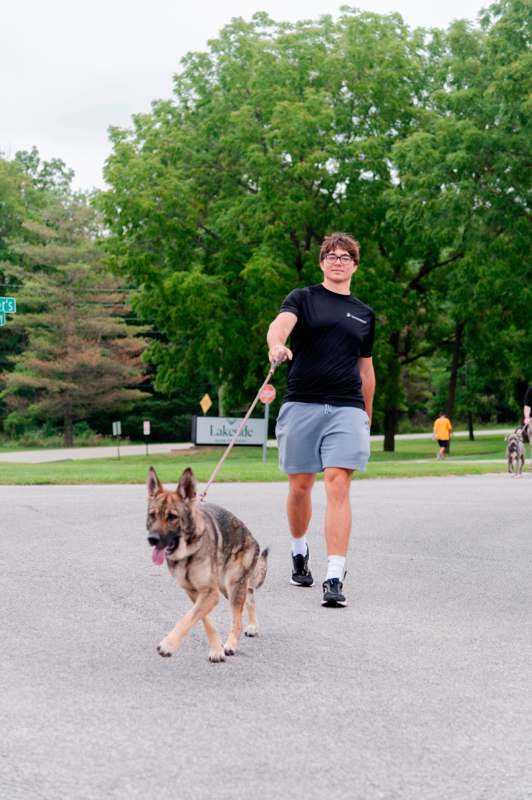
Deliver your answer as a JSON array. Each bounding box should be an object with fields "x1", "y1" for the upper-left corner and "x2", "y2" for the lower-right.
[
  {"x1": 446, "y1": 320, "x2": 464, "y2": 421},
  {"x1": 218, "y1": 383, "x2": 226, "y2": 417},
  {"x1": 468, "y1": 411, "x2": 475, "y2": 441},
  {"x1": 382, "y1": 333, "x2": 401, "y2": 452},
  {"x1": 383, "y1": 406, "x2": 399, "y2": 451},
  {"x1": 64, "y1": 413, "x2": 74, "y2": 447}
]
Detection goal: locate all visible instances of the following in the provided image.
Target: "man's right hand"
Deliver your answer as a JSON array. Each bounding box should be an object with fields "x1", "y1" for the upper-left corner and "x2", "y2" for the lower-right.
[{"x1": 268, "y1": 344, "x2": 293, "y2": 365}]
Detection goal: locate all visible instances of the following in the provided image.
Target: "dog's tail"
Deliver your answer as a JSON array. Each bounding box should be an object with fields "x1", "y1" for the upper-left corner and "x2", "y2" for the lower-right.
[{"x1": 251, "y1": 547, "x2": 269, "y2": 590}]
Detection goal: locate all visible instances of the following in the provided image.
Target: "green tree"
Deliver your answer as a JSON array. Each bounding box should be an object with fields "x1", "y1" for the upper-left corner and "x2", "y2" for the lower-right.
[
  {"x1": 0, "y1": 156, "x2": 33, "y2": 414},
  {"x1": 391, "y1": 0, "x2": 531, "y2": 431},
  {"x1": 14, "y1": 146, "x2": 75, "y2": 198},
  {"x1": 0, "y1": 158, "x2": 26, "y2": 261},
  {"x1": 99, "y1": 4, "x2": 530, "y2": 449},
  {"x1": 0, "y1": 149, "x2": 79, "y2": 421},
  {"x1": 98, "y1": 10, "x2": 439, "y2": 435},
  {"x1": 1, "y1": 197, "x2": 148, "y2": 445}
]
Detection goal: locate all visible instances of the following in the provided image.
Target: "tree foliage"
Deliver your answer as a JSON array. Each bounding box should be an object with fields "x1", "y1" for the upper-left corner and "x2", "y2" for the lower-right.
[
  {"x1": 94, "y1": 2, "x2": 532, "y2": 443},
  {"x1": 392, "y1": 0, "x2": 531, "y2": 431},
  {"x1": 99, "y1": 10, "x2": 438, "y2": 434},
  {"x1": 1, "y1": 194, "x2": 148, "y2": 445}
]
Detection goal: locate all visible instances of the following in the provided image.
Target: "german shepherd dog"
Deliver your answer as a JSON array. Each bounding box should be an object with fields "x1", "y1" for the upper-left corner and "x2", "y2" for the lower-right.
[
  {"x1": 505, "y1": 429, "x2": 525, "y2": 476},
  {"x1": 146, "y1": 466, "x2": 268, "y2": 662}
]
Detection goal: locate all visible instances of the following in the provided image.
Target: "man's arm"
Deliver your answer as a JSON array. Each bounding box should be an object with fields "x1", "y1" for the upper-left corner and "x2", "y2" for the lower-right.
[
  {"x1": 524, "y1": 405, "x2": 531, "y2": 426},
  {"x1": 267, "y1": 311, "x2": 298, "y2": 364},
  {"x1": 358, "y1": 357, "x2": 376, "y2": 423}
]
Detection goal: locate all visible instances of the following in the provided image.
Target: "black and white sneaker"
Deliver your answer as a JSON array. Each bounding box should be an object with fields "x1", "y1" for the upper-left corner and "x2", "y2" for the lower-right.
[
  {"x1": 322, "y1": 578, "x2": 347, "y2": 607},
  {"x1": 291, "y1": 548, "x2": 314, "y2": 587}
]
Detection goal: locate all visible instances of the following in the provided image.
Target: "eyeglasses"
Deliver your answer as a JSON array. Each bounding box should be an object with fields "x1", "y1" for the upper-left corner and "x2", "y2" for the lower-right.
[{"x1": 324, "y1": 253, "x2": 354, "y2": 264}]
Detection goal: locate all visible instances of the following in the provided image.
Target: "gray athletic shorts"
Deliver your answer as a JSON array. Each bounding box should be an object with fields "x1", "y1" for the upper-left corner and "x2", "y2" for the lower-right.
[{"x1": 275, "y1": 401, "x2": 371, "y2": 474}]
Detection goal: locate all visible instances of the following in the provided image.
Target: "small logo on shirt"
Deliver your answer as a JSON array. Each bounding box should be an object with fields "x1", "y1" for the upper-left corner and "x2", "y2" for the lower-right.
[{"x1": 346, "y1": 312, "x2": 366, "y2": 324}]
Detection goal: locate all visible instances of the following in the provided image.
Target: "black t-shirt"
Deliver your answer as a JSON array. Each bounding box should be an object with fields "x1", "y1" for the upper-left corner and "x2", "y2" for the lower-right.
[
  {"x1": 524, "y1": 387, "x2": 532, "y2": 408},
  {"x1": 279, "y1": 283, "x2": 375, "y2": 408}
]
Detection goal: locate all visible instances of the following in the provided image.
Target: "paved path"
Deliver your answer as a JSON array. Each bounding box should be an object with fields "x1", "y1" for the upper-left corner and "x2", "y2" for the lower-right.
[
  {"x1": 0, "y1": 428, "x2": 513, "y2": 463},
  {"x1": 0, "y1": 441, "x2": 191, "y2": 463},
  {"x1": 1, "y1": 475, "x2": 531, "y2": 799}
]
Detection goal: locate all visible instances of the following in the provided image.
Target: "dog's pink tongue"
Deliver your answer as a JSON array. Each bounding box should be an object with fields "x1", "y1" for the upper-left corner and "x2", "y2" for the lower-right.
[{"x1": 152, "y1": 547, "x2": 166, "y2": 566}]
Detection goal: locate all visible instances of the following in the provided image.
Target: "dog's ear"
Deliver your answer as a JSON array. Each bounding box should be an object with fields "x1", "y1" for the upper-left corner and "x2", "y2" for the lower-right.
[
  {"x1": 177, "y1": 467, "x2": 196, "y2": 501},
  {"x1": 147, "y1": 467, "x2": 163, "y2": 498}
]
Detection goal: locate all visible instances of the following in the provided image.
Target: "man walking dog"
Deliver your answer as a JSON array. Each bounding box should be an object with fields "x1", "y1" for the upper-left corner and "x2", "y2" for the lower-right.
[{"x1": 267, "y1": 232, "x2": 375, "y2": 607}]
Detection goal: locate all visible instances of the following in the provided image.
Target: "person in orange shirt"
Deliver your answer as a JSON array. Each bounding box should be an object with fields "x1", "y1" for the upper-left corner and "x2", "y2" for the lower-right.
[{"x1": 433, "y1": 412, "x2": 453, "y2": 459}]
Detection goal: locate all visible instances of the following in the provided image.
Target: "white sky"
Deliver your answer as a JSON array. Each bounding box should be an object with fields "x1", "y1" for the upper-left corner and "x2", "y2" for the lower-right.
[{"x1": 1, "y1": 0, "x2": 487, "y2": 191}]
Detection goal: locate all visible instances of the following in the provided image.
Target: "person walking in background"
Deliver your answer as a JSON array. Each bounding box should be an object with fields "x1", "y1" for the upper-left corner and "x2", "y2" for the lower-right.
[
  {"x1": 433, "y1": 412, "x2": 453, "y2": 459},
  {"x1": 266, "y1": 232, "x2": 375, "y2": 608}
]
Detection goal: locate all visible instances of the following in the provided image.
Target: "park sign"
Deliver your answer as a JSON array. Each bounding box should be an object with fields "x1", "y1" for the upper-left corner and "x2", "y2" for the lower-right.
[
  {"x1": 192, "y1": 416, "x2": 266, "y2": 446},
  {"x1": 0, "y1": 313, "x2": 5, "y2": 327}
]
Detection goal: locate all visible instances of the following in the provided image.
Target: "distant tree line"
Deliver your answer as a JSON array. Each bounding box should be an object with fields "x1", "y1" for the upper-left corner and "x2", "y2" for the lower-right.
[
  {"x1": 0, "y1": 150, "x2": 148, "y2": 445},
  {"x1": 0, "y1": 0, "x2": 530, "y2": 447}
]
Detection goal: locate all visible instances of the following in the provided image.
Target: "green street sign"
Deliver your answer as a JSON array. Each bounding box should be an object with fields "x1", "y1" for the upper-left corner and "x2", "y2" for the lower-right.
[
  {"x1": 0, "y1": 297, "x2": 16, "y2": 313},
  {"x1": 0, "y1": 313, "x2": 5, "y2": 326}
]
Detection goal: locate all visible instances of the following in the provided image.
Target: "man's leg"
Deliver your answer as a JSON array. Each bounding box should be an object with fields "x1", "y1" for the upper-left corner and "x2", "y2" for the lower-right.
[
  {"x1": 287, "y1": 472, "x2": 316, "y2": 537},
  {"x1": 324, "y1": 467, "x2": 353, "y2": 556},
  {"x1": 322, "y1": 467, "x2": 353, "y2": 606},
  {"x1": 287, "y1": 472, "x2": 316, "y2": 586}
]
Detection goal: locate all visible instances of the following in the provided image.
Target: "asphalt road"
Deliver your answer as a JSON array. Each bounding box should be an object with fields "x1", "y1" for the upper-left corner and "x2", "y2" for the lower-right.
[{"x1": 1, "y1": 475, "x2": 531, "y2": 800}]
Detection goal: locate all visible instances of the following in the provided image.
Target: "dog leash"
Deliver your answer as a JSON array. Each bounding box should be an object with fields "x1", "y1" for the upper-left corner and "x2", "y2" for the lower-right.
[{"x1": 199, "y1": 359, "x2": 284, "y2": 502}]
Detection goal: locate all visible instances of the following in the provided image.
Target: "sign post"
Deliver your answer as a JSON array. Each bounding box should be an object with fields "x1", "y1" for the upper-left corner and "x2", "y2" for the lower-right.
[
  {"x1": 143, "y1": 420, "x2": 151, "y2": 456},
  {"x1": 259, "y1": 384, "x2": 276, "y2": 464},
  {"x1": 112, "y1": 421, "x2": 122, "y2": 459}
]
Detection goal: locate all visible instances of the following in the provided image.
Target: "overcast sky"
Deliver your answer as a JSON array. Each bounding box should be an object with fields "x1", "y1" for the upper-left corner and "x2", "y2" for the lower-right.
[{"x1": 1, "y1": 0, "x2": 487, "y2": 191}]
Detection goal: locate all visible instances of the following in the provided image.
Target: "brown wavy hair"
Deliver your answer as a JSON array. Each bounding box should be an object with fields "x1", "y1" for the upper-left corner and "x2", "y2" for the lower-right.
[{"x1": 319, "y1": 232, "x2": 360, "y2": 265}]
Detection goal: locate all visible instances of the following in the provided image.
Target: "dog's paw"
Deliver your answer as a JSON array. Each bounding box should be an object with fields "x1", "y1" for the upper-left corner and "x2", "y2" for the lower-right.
[
  {"x1": 208, "y1": 648, "x2": 226, "y2": 663},
  {"x1": 244, "y1": 624, "x2": 258, "y2": 637},
  {"x1": 157, "y1": 637, "x2": 176, "y2": 658},
  {"x1": 223, "y1": 638, "x2": 238, "y2": 656}
]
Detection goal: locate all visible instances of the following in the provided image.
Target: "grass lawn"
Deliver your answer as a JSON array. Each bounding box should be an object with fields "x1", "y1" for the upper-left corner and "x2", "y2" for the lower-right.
[
  {"x1": 369, "y1": 434, "x2": 508, "y2": 461},
  {"x1": 0, "y1": 435, "x2": 515, "y2": 485}
]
